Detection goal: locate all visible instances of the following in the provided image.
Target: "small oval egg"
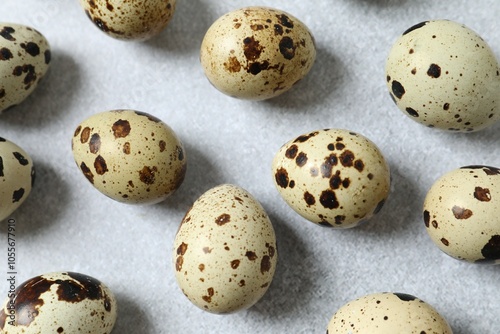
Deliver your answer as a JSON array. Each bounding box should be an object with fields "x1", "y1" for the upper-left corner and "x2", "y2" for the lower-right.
[
  {"x1": 173, "y1": 184, "x2": 278, "y2": 314},
  {"x1": 0, "y1": 23, "x2": 51, "y2": 112},
  {"x1": 0, "y1": 137, "x2": 35, "y2": 221},
  {"x1": 386, "y1": 20, "x2": 500, "y2": 132},
  {"x1": 423, "y1": 165, "x2": 500, "y2": 264},
  {"x1": 71, "y1": 109, "x2": 187, "y2": 204},
  {"x1": 0, "y1": 271, "x2": 117, "y2": 334},
  {"x1": 200, "y1": 6, "x2": 316, "y2": 100},
  {"x1": 272, "y1": 129, "x2": 390, "y2": 228},
  {"x1": 327, "y1": 292, "x2": 452, "y2": 333},
  {"x1": 79, "y1": 0, "x2": 176, "y2": 40}
]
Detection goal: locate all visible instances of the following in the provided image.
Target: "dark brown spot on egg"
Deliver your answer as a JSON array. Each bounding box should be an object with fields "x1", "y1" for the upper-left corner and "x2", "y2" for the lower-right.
[
  {"x1": 294, "y1": 131, "x2": 319, "y2": 143},
  {"x1": 481, "y1": 235, "x2": 500, "y2": 260},
  {"x1": 296, "y1": 152, "x2": 308, "y2": 167},
  {"x1": 94, "y1": 155, "x2": 108, "y2": 175},
  {"x1": 175, "y1": 256, "x2": 183, "y2": 271},
  {"x1": 231, "y1": 260, "x2": 240, "y2": 269},
  {"x1": 321, "y1": 154, "x2": 338, "y2": 178},
  {"x1": 57, "y1": 327, "x2": 64, "y2": 333},
  {"x1": 394, "y1": 293, "x2": 417, "y2": 301},
  {"x1": 274, "y1": 24, "x2": 284, "y2": 35},
  {"x1": 285, "y1": 145, "x2": 298, "y2": 159},
  {"x1": 202, "y1": 288, "x2": 215, "y2": 303},
  {"x1": 320, "y1": 190, "x2": 339, "y2": 209},
  {"x1": 275, "y1": 167, "x2": 289, "y2": 188},
  {"x1": 406, "y1": 107, "x2": 419, "y2": 117},
  {"x1": 334, "y1": 215, "x2": 345, "y2": 225},
  {"x1": 329, "y1": 171, "x2": 342, "y2": 190},
  {"x1": 224, "y1": 56, "x2": 241, "y2": 73},
  {"x1": 276, "y1": 14, "x2": 294, "y2": 28},
  {"x1": 134, "y1": 111, "x2": 162, "y2": 123},
  {"x1": 13, "y1": 152, "x2": 29, "y2": 165},
  {"x1": 139, "y1": 166, "x2": 157, "y2": 184},
  {"x1": 198, "y1": 264, "x2": 205, "y2": 272},
  {"x1": 89, "y1": 133, "x2": 101, "y2": 154},
  {"x1": 0, "y1": 26, "x2": 15, "y2": 41},
  {"x1": 250, "y1": 24, "x2": 264, "y2": 31},
  {"x1": 123, "y1": 142, "x2": 131, "y2": 154},
  {"x1": 373, "y1": 199, "x2": 386, "y2": 214},
  {"x1": 0, "y1": 88, "x2": 5, "y2": 99},
  {"x1": 243, "y1": 36, "x2": 263, "y2": 61},
  {"x1": 12, "y1": 188, "x2": 25, "y2": 202},
  {"x1": 443, "y1": 103, "x2": 450, "y2": 110},
  {"x1": 441, "y1": 238, "x2": 449, "y2": 246},
  {"x1": 44, "y1": 49, "x2": 51, "y2": 64},
  {"x1": 246, "y1": 251, "x2": 258, "y2": 261},
  {"x1": 20, "y1": 42, "x2": 40, "y2": 57},
  {"x1": 0, "y1": 47, "x2": 13, "y2": 60},
  {"x1": 354, "y1": 159, "x2": 364, "y2": 172},
  {"x1": 462, "y1": 165, "x2": 500, "y2": 176},
  {"x1": 177, "y1": 242, "x2": 188, "y2": 256},
  {"x1": 260, "y1": 255, "x2": 271, "y2": 274},
  {"x1": 279, "y1": 36, "x2": 296, "y2": 60},
  {"x1": 80, "y1": 162, "x2": 94, "y2": 183},
  {"x1": 427, "y1": 64, "x2": 441, "y2": 78},
  {"x1": 57, "y1": 272, "x2": 104, "y2": 302},
  {"x1": 402, "y1": 21, "x2": 428, "y2": 35},
  {"x1": 391, "y1": 80, "x2": 405, "y2": 99},
  {"x1": 112, "y1": 119, "x2": 131, "y2": 138},
  {"x1": 81, "y1": 127, "x2": 91, "y2": 143},
  {"x1": 215, "y1": 213, "x2": 231, "y2": 226},
  {"x1": 340, "y1": 150, "x2": 355, "y2": 167},
  {"x1": 452, "y1": 206, "x2": 473, "y2": 219},
  {"x1": 74, "y1": 125, "x2": 82, "y2": 137},
  {"x1": 158, "y1": 140, "x2": 166, "y2": 152},
  {"x1": 474, "y1": 187, "x2": 491, "y2": 201},
  {"x1": 423, "y1": 210, "x2": 430, "y2": 227},
  {"x1": 239, "y1": 280, "x2": 246, "y2": 287},
  {"x1": 304, "y1": 191, "x2": 316, "y2": 206}
]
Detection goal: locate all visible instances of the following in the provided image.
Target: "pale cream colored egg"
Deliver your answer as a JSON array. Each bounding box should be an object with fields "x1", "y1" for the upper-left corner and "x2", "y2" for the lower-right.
[
  {"x1": 327, "y1": 292, "x2": 453, "y2": 333},
  {"x1": 0, "y1": 271, "x2": 117, "y2": 333},
  {"x1": 424, "y1": 165, "x2": 500, "y2": 264},
  {"x1": 272, "y1": 129, "x2": 390, "y2": 228},
  {"x1": 200, "y1": 6, "x2": 316, "y2": 100},
  {"x1": 79, "y1": 0, "x2": 176, "y2": 40},
  {"x1": 173, "y1": 184, "x2": 277, "y2": 314},
  {"x1": 386, "y1": 20, "x2": 500, "y2": 132},
  {"x1": 0, "y1": 137, "x2": 35, "y2": 221},
  {"x1": 0, "y1": 23, "x2": 51, "y2": 112},
  {"x1": 71, "y1": 109, "x2": 186, "y2": 204}
]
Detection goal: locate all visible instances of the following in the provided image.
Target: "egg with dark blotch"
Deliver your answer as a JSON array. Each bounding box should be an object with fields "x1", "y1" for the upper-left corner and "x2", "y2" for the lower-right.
[
  {"x1": 71, "y1": 109, "x2": 187, "y2": 204},
  {"x1": 79, "y1": 0, "x2": 176, "y2": 40},
  {"x1": 0, "y1": 271, "x2": 117, "y2": 334},
  {"x1": 386, "y1": 20, "x2": 500, "y2": 132},
  {"x1": 173, "y1": 184, "x2": 278, "y2": 314},
  {"x1": 272, "y1": 129, "x2": 390, "y2": 228},
  {"x1": 200, "y1": 6, "x2": 316, "y2": 100},
  {"x1": 424, "y1": 165, "x2": 500, "y2": 264},
  {"x1": 0, "y1": 137, "x2": 35, "y2": 221},
  {"x1": 0, "y1": 23, "x2": 51, "y2": 113},
  {"x1": 327, "y1": 292, "x2": 452, "y2": 333}
]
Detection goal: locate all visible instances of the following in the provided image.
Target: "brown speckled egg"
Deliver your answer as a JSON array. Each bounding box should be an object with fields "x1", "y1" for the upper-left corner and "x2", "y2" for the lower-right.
[
  {"x1": 200, "y1": 6, "x2": 316, "y2": 100},
  {"x1": 0, "y1": 137, "x2": 35, "y2": 221},
  {"x1": 327, "y1": 292, "x2": 452, "y2": 333},
  {"x1": 0, "y1": 23, "x2": 51, "y2": 112},
  {"x1": 72, "y1": 110, "x2": 186, "y2": 204},
  {"x1": 173, "y1": 184, "x2": 277, "y2": 314},
  {"x1": 386, "y1": 20, "x2": 500, "y2": 132},
  {"x1": 0, "y1": 271, "x2": 117, "y2": 334},
  {"x1": 79, "y1": 0, "x2": 176, "y2": 40},
  {"x1": 423, "y1": 165, "x2": 500, "y2": 264},
  {"x1": 272, "y1": 129, "x2": 390, "y2": 228}
]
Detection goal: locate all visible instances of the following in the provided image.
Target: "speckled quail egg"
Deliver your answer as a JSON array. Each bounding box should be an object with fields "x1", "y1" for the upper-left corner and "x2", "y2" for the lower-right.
[
  {"x1": 424, "y1": 165, "x2": 500, "y2": 264},
  {"x1": 386, "y1": 20, "x2": 500, "y2": 132},
  {"x1": 327, "y1": 292, "x2": 453, "y2": 333},
  {"x1": 79, "y1": 0, "x2": 176, "y2": 40},
  {"x1": 0, "y1": 271, "x2": 117, "y2": 333},
  {"x1": 272, "y1": 129, "x2": 390, "y2": 228},
  {"x1": 0, "y1": 137, "x2": 35, "y2": 221},
  {"x1": 200, "y1": 6, "x2": 316, "y2": 100},
  {"x1": 72, "y1": 109, "x2": 186, "y2": 204},
  {"x1": 173, "y1": 184, "x2": 277, "y2": 314},
  {"x1": 0, "y1": 23, "x2": 51, "y2": 112}
]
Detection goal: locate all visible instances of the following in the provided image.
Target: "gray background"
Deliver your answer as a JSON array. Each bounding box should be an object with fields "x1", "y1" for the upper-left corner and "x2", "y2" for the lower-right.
[{"x1": 1, "y1": 0, "x2": 499, "y2": 333}]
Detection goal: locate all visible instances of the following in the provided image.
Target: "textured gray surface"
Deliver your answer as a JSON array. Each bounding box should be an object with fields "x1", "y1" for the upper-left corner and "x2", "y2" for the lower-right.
[{"x1": 1, "y1": 1, "x2": 499, "y2": 333}]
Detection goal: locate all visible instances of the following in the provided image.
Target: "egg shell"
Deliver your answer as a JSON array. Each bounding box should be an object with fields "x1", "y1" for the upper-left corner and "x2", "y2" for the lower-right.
[
  {"x1": 173, "y1": 184, "x2": 278, "y2": 314},
  {"x1": 71, "y1": 109, "x2": 186, "y2": 204},
  {"x1": 0, "y1": 23, "x2": 51, "y2": 112},
  {"x1": 327, "y1": 292, "x2": 453, "y2": 333},
  {"x1": 386, "y1": 20, "x2": 500, "y2": 132},
  {"x1": 79, "y1": 0, "x2": 176, "y2": 41},
  {"x1": 272, "y1": 129, "x2": 390, "y2": 228},
  {"x1": 0, "y1": 137, "x2": 35, "y2": 221},
  {"x1": 423, "y1": 165, "x2": 500, "y2": 264},
  {"x1": 0, "y1": 271, "x2": 117, "y2": 334},
  {"x1": 200, "y1": 6, "x2": 316, "y2": 100}
]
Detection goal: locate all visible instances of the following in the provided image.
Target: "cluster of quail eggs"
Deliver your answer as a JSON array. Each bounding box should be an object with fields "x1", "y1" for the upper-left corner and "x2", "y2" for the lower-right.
[{"x1": 1, "y1": 1, "x2": 500, "y2": 333}]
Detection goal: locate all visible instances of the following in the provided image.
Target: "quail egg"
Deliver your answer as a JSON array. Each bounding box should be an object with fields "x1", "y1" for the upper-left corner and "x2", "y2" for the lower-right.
[
  {"x1": 327, "y1": 292, "x2": 453, "y2": 333},
  {"x1": 72, "y1": 109, "x2": 186, "y2": 204},
  {"x1": 79, "y1": 0, "x2": 176, "y2": 40},
  {"x1": 424, "y1": 165, "x2": 500, "y2": 264},
  {"x1": 0, "y1": 137, "x2": 35, "y2": 221},
  {"x1": 200, "y1": 6, "x2": 316, "y2": 100},
  {"x1": 386, "y1": 20, "x2": 500, "y2": 131},
  {"x1": 173, "y1": 184, "x2": 277, "y2": 314},
  {"x1": 272, "y1": 129, "x2": 390, "y2": 228},
  {"x1": 0, "y1": 271, "x2": 117, "y2": 333},
  {"x1": 0, "y1": 23, "x2": 51, "y2": 112}
]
